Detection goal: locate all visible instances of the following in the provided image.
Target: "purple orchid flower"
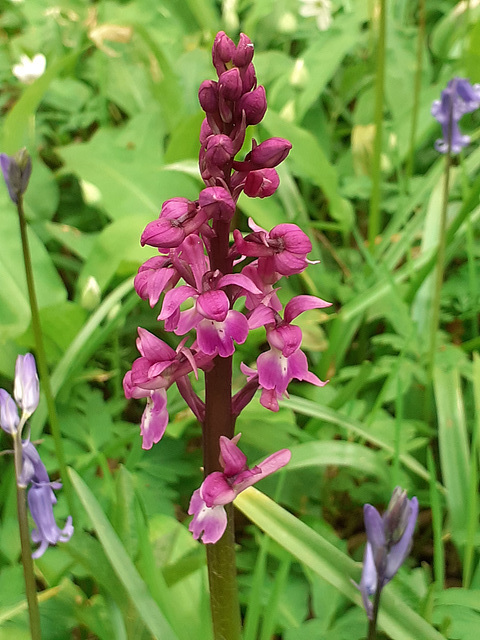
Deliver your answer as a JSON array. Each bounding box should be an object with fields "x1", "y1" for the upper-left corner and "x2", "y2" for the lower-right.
[
  {"x1": 158, "y1": 268, "x2": 261, "y2": 357},
  {"x1": 356, "y1": 487, "x2": 419, "y2": 619},
  {"x1": 432, "y1": 77, "x2": 480, "y2": 154},
  {"x1": 233, "y1": 219, "x2": 314, "y2": 278},
  {"x1": 242, "y1": 296, "x2": 330, "y2": 411},
  {"x1": 188, "y1": 434, "x2": 291, "y2": 544}
]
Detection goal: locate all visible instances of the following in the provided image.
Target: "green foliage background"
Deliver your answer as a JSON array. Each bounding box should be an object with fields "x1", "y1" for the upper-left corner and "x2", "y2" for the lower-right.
[{"x1": 0, "y1": 0, "x2": 480, "y2": 638}]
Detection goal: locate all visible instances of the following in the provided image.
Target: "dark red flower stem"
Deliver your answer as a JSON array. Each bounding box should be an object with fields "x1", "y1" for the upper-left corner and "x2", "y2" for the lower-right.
[{"x1": 203, "y1": 214, "x2": 242, "y2": 639}]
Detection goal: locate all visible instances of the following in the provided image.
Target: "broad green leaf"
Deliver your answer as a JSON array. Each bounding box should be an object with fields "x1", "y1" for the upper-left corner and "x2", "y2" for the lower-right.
[
  {"x1": 57, "y1": 120, "x2": 200, "y2": 221},
  {"x1": 69, "y1": 468, "x2": 180, "y2": 640},
  {"x1": 235, "y1": 488, "x2": 445, "y2": 640},
  {"x1": 77, "y1": 214, "x2": 156, "y2": 294}
]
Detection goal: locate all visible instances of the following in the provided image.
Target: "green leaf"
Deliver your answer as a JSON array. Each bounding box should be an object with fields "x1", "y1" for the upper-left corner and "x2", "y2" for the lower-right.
[
  {"x1": 261, "y1": 111, "x2": 352, "y2": 228},
  {"x1": 0, "y1": 205, "x2": 66, "y2": 340},
  {"x1": 77, "y1": 214, "x2": 156, "y2": 294},
  {"x1": 69, "y1": 468, "x2": 180, "y2": 640},
  {"x1": 433, "y1": 364, "x2": 470, "y2": 547},
  {"x1": 284, "y1": 395, "x2": 436, "y2": 487},
  {"x1": 1, "y1": 50, "x2": 82, "y2": 153},
  {"x1": 235, "y1": 488, "x2": 446, "y2": 640},
  {"x1": 287, "y1": 441, "x2": 390, "y2": 484},
  {"x1": 57, "y1": 119, "x2": 200, "y2": 221}
]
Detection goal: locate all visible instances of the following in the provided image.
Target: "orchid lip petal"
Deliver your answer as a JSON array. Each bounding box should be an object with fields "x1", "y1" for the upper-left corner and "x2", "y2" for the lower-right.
[{"x1": 284, "y1": 294, "x2": 332, "y2": 323}]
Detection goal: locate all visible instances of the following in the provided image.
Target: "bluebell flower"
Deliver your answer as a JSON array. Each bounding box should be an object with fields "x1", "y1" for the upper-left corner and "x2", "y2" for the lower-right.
[
  {"x1": 0, "y1": 354, "x2": 73, "y2": 558},
  {"x1": 0, "y1": 148, "x2": 32, "y2": 204},
  {"x1": 432, "y1": 78, "x2": 480, "y2": 154},
  {"x1": 356, "y1": 487, "x2": 418, "y2": 619},
  {"x1": 14, "y1": 353, "x2": 39, "y2": 419},
  {"x1": 0, "y1": 389, "x2": 20, "y2": 434}
]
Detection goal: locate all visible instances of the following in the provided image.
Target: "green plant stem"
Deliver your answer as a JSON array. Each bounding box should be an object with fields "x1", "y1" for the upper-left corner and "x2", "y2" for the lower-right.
[
  {"x1": 367, "y1": 583, "x2": 382, "y2": 640},
  {"x1": 405, "y1": 0, "x2": 425, "y2": 187},
  {"x1": 202, "y1": 216, "x2": 241, "y2": 640},
  {"x1": 16, "y1": 196, "x2": 76, "y2": 520},
  {"x1": 426, "y1": 150, "x2": 451, "y2": 383},
  {"x1": 13, "y1": 432, "x2": 42, "y2": 640},
  {"x1": 368, "y1": 0, "x2": 387, "y2": 249}
]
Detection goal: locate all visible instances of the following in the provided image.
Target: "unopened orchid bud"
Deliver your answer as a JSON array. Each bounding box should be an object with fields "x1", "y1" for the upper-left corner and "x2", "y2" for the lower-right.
[
  {"x1": 199, "y1": 186, "x2": 236, "y2": 221},
  {"x1": 161, "y1": 197, "x2": 193, "y2": 219},
  {"x1": 141, "y1": 218, "x2": 186, "y2": 248},
  {"x1": 250, "y1": 138, "x2": 292, "y2": 168},
  {"x1": 0, "y1": 148, "x2": 32, "y2": 204},
  {"x1": 233, "y1": 33, "x2": 254, "y2": 67},
  {"x1": 212, "y1": 31, "x2": 235, "y2": 75},
  {"x1": 242, "y1": 63, "x2": 257, "y2": 92},
  {"x1": 199, "y1": 80, "x2": 219, "y2": 113},
  {"x1": 200, "y1": 118, "x2": 214, "y2": 145},
  {"x1": 205, "y1": 134, "x2": 234, "y2": 167},
  {"x1": 218, "y1": 68, "x2": 243, "y2": 102},
  {"x1": 243, "y1": 168, "x2": 278, "y2": 198},
  {"x1": 237, "y1": 85, "x2": 267, "y2": 125}
]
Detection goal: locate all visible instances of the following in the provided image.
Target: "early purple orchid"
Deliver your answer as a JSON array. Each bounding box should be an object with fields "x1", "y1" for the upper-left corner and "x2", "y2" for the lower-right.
[
  {"x1": 356, "y1": 487, "x2": 418, "y2": 620},
  {"x1": 124, "y1": 31, "x2": 331, "y2": 551},
  {"x1": 432, "y1": 77, "x2": 480, "y2": 154},
  {"x1": 188, "y1": 434, "x2": 291, "y2": 544}
]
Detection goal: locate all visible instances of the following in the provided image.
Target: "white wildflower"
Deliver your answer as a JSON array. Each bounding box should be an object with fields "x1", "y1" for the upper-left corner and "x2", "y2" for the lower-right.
[
  {"x1": 12, "y1": 54, "x2": 46, "y2": 84},
  {"x1": 299, "y1": 0, "x2": 333, "y2": 31}
]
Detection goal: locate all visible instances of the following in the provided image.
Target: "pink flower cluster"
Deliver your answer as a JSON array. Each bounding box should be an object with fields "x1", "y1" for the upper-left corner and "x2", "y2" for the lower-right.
[{"x1": 124, "y1": 32, "x2": 330, "y2": 543}]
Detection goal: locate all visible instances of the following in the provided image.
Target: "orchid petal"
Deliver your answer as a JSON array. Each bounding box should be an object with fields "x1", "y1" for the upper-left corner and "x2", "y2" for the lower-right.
[{"x1": 284, "y1": 294, "x2": 332, "y2": 323}]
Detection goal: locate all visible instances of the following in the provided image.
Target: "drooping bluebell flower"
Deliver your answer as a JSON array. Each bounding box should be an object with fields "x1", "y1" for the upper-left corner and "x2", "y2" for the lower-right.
[
  {"x1": 21, "y1": 441, "x2": 73, "y2": 559},
  {"x1": 0, "y1": 148, "x2": 32, "y2": 203},
  {"x1": 432, "y1": 78, "x2": 480, "y2": 154},
  {"x1": 0, "y1": 354, "x2": 73, "y2": 558},
  {"x1": 356, "y1": 487, "x2": 418, "y2": 619}
]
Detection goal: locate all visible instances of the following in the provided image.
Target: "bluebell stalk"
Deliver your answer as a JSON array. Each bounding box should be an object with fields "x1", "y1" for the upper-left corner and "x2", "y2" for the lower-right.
[
  {"x1": 431, "y1": 78, "x2": 480, "y2": 154},
  {"x1": 0, "y1": 355, "x2": 73, "y2": 558},
  {"x1": 356, "y1": 487, "x2": 418, "y2": 636}
]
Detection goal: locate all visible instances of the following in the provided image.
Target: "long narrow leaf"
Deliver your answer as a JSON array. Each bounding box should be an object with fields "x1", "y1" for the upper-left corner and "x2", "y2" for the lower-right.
[
  {"x1": 285, "y1": 395, "x2": 436, "y2": 487},
  {"x1": 69, "y1": 468, "x2": 180, "y2": 640},
  {"x1": 433, "y1": 365, "x2": 470, "y2": 546},
  {"x1": 235, "y1": 488, "x2": 445, "y2": 640}
]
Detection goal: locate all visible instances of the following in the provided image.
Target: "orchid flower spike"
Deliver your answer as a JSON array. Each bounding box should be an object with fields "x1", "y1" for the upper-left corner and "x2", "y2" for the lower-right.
[
  {"x1": 356, "y1": 487, "x2": 418, "y2": 619},
  {"x1": 188, "y1": 434, "x2": 291, "y2": 543}
]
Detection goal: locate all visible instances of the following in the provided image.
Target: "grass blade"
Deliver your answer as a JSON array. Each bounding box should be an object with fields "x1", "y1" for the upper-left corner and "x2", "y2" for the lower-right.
[
  {"x1": 235, "y1": 487, "x2": 445, "y2": 640},
  {"x1": 69, "y1": 468, "x2": 180, "y2": 640}
]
